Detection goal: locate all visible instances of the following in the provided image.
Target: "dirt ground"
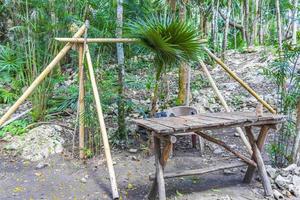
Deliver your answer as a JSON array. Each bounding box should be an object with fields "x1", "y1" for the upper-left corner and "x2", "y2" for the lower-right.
[{"x1": 0, "y1": 128, "x2": 282, "y2": 200}]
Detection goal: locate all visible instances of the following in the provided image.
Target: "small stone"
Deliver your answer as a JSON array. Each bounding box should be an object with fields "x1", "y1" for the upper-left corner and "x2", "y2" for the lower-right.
[
  {"x1": 34, "y1": 172, "x2": 42, "y2": 177},
  {"x1": 281, "y1": 190, "x2": 292, "y2": 198},
  {"x1": 283, "y1": 164, "x2": 297, "y2": 173},
  {"x1": 131, "y1": 156, "x2": 139, "y2": 161},
  {"x1": 35, "y1": 162, "x2": 49, "y2": 170},
  {"x1": 223, "y1": 169, "x2": 235, "y2": 175},
  {"x1": 80, "y1": 177, "x2": 87, "y2": 183},
  {"x1": 213, "y1": 148, "x2": 223, "y2": 154},
  {"x1": 275, "y1": 175, "x2": 292, "y2": 189},
  {"x1": 273, "y1": 189, "x2": 283, "y2": 200},
  {"x1": 234, "y1": 132, "x2": 240, "y2": 137},
  {"x1": 266, "y1": 165, "x2": 277, "y2": 179},
  {"x1": 279, "y1": 169, "x2": 290, "y2": 177},
  {"x1": 128, "y1": 148, "x2": 138, "y2": 153},
  {"x1": 295, "y1": 167, "x2": 300, "y2": 175}
]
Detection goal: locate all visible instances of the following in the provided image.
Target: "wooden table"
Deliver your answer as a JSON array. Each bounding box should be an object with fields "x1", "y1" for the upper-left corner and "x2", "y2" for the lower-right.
[{"x1": 133, "y1": 112, "x2": 285, "y2": 200}]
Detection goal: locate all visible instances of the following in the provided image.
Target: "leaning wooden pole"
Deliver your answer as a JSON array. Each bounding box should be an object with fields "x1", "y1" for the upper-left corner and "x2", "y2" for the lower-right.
[
  {"x1": 203, "y1": 47, "x2": 276, "y2": 114},
  {"x1": 0, "y1": 24, "x2": 87, "y2": 127},
  {"x1": 199, "y1": 60, "x2": 253, "y2": 155},
  {"x1": 85, "y1": 45, "x2": 119, "y2": 199},
  {"x1": 78, "y1": 44, "x2": 85, "y2": 159}
]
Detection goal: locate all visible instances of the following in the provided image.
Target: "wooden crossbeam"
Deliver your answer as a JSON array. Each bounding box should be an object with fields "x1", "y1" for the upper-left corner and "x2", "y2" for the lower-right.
[
  {"x1": 149, "y1": 161, "x2": 246, "y2": 180},
  {"x1": 194, "y1": 131, "x2": 257, "y2": 167}
]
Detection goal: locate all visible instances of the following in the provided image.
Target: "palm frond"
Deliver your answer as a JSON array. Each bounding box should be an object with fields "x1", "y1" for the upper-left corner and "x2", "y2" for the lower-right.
[{"x1": 128, "y1": 15, "x2": 201, "y2": 78}]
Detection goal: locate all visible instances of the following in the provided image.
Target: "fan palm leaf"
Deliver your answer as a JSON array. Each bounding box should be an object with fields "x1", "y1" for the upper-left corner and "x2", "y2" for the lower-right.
[{"x1": 128, "y1": 15, "x2": 201, "y2": 79}]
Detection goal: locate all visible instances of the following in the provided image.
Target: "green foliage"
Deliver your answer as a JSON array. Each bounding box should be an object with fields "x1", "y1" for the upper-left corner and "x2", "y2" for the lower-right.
[
  {"x1": 263, "y1": 44, "x2": 300, "y2": 166},
  {"x1": 0, "y1": 119, "x2": 29, "y2": 138},
  {"x1": 128, "y1": 15, "x2": 202, "y2": 79}
]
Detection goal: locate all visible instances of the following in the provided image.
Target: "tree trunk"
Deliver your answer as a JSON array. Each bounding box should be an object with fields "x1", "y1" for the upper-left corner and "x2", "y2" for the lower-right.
[
  {"x1": 292, "y1": 100, "x2": 300, "y2": 164},
  {"x1": 222, "y1": 0, "x2": 232, "y2": 59},
  {"x1": 211, "y1": 0, "x2": 219, "y2": 50},
  {"x1": 116, "y1": 0, "x2": 126, "y2": 138},
  {"x1": 292, "y1": 0, "x2": 298, "y2": 46},
  {"x1": 275, "y1": 0, "x2": 283, "y2": 53},
  {"x1": 258, "y1": 0, "x2": 263, "y2": 45},
  {"x1": 243, "y1": 0, "x2": 250, "y2": 47},
  {"x1": 251, "y1": 0, "x2": 259, "y2": 46},
  {"x1": 178, "y1": 3, "x2": 190, "y2": 106}
]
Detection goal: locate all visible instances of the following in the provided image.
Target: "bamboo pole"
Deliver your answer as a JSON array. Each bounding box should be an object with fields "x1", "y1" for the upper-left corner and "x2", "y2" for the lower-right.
[
  {"x1": 203, "y1": 47, "x2": 276, "y2": 114},
  {"x1": 55, "y1": 38, "x2": 208, "y2": 44},
  {"x1": 0, "y1": 24, "x2": 87, "y2": 127},
  {"x1": 55, "y1": 38, "x2": 140, "y2": 43},
  {"x1": 199, "y1": 60, "x2": 253, "y2": 155},
  {"x1": 78, "y1": 44, "x2": 85, "y2": 159},
  {"x1": 85, "y1": 45, "x2": 119, "y2": 199}
]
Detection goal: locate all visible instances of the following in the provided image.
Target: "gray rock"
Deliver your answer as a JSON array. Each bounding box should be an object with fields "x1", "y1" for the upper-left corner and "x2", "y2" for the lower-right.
[
  {"x1": 266, "y1": 165, "x2": 277, "y2": 179},
  {"x1": 223, "y1": 169, "x2": 235, "y2": 175},
  {"x1": 295, "y1": 167, "x2": 300, "y2": 176},
  {"x1": 4, "y1": 125, "x2": 64, "y2": 161},
  {"x1": 80, "y1": 177, "x2": 87, "y2": 183},
  {"x1": 283, "y1": 164, "x2": 297, "y2": 173},
  {"x1": 275, "y1": 175, "x2": 292, "y2": 189},
  {"x1": 273, "y1": 189, "x2": 283, "y2": 200},
  {"x1": 35, "y1": 162, "x2": 49, "y2": 170},
  {"x1": 292, "y1": 175, "x2": 300, "y2": 196},
  {"x1": 279, "y1": 168, "x2": 290, "y2": 177},
  {"x1": 213, "y1": 148, "x2": 223, "y2": 154},
  {"x1": 128, "y1": 148, "x2": 138, "y2": 153}
]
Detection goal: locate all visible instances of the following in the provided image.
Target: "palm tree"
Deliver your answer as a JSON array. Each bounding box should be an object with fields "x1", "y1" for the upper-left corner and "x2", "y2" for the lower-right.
[{"x1": 129, "y1": 15, "x2": 202, "y2": 116}]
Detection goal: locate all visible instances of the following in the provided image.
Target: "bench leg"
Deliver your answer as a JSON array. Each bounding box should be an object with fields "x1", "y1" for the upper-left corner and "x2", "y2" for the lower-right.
[
  {"x1": 198, "y1": 135, "x2": 205, "y2": 156},
  {"x1": 148, "y1": 136, "x2": 166, "y2": 200},
  {"x1": 192, "y1": 134, "x2": 197, "y2": 148},
  {"x1": 244, "y1": 126, "x2": 269, "y2": 183},
  {"x1": 244, "y1": 126, "x2": 273, "y2": 196}
]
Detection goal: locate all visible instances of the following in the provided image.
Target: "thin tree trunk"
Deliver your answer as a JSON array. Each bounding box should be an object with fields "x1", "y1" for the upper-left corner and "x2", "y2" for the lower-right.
[
  {"x1": 275, "y1": 0, "x2": 283, "y2": 53},
  {"x1": 222, "y1": 0, "x2": 232, "y2": 59},
  {"x1": 178, "y1": 3, "x2": 190, "y2": 105},
  {"x1": 251, "y1": 0, "x2": 259, "y2": 46},
  {"x1": 292, "y1": 0, "x2": 298, "y2": 46},
  {"x1": 258, "y1": 0, "x2": 263, "y2": 45},
  {"x1": 211, "y1": 0, "x2": 220, "y2": 50},
  {"x1": 292, "y1": 100, "x2": 300, "y2": 164},
  {"x1": 244, "y1": 0, "x2": 250, "y2": 47},
  {"x1": 211, "y1": 0, "x2": 216, "y2": 49},
  {"x1": 116, "y1": 0, "x2": 126, "y2": 138}
]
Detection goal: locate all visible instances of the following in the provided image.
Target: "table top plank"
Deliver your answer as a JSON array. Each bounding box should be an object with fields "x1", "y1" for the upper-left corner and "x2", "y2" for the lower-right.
[
  {"x1": 133, "y1": 119, "x2": 173, "y2": 133},
  {"x1": 133, "y1": 112, "x2": 286, "y2": 135}
]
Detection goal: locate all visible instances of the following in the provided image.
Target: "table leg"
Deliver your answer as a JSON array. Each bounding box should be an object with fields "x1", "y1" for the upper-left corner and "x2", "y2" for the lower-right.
[
  {"x1": 244, "y1": 126, "x2": 273, "y2": 196},
  {"x1": 148, "y1": 135, "x2": 167, "y2": 200},
  {"x1": 244, "y1": 125, "x2": 269, "y2": 183}
]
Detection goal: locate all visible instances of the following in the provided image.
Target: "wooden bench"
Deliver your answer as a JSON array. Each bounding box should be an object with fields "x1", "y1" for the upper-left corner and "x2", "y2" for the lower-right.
[{"x1": 133, "y1": 111, "x2": 286, "y2": 200}]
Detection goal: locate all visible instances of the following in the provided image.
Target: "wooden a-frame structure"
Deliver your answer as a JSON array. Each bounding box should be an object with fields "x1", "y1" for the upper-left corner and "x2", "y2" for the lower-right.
[{"x1": 0, "y1": 21, "x2": 277, "y2": 199}]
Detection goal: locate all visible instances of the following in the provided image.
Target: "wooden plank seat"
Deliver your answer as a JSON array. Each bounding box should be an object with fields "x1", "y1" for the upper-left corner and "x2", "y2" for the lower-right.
[{"x1": 132, "y1": 111, "x2": 286, "y2": 200}]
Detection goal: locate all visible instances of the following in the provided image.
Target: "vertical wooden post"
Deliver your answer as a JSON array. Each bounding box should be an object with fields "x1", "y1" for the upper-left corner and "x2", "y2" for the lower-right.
[
  {"x1": 78, "y1": 44, "x2": 85, "y2": 159},
  {"x1": 244, "y1": 125, "x2": 269, "y2": 183},
  {"x1": 245, "y1": 126, "x2": 273, "y2": 196},
  {"x1": 155, "y1": 136, "x2": 166, "y2": 200},
  {"x1": 85, "y1": 45, "x2": 119, "y2": 199},
  {"x1": 0, "y1": 24, "x2": 86, "y2": 127}
]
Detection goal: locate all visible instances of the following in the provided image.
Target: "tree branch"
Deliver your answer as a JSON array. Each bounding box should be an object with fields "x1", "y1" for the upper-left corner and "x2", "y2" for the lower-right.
[{"x1": 218, "y1": 9, "x2": 244, "y2": 32}]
